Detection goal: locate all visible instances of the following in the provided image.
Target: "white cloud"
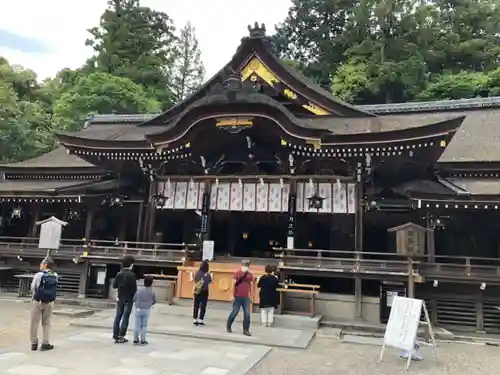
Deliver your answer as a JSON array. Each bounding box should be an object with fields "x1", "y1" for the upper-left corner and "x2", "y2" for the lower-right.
[{"x1": 0, "y1": 0, "x2": 291, "y2": 80}]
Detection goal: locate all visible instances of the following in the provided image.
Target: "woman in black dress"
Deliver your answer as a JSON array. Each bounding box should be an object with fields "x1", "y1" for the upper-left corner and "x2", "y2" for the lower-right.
[{"x1": 257, "y1": 265, "x2": 280, "y2": 327}]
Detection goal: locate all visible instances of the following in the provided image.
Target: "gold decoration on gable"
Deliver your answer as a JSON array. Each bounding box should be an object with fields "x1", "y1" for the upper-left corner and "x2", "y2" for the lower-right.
[
  {"x1": 302, "y1": 102, "x2": 329, "y2": 116},
  {"x1": 241, "y1": 57, "x2": 279, "y2": 86},
  {"x1": 240, "y1": 56, "x2": 330, "y2": 116},
  {"x1": 283, "y1": 88, "x2": 297, "y2": 100}
]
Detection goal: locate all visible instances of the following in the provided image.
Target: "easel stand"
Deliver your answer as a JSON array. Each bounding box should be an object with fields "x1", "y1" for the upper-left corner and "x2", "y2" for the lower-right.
[{"x1": 378, "y1": 297, "x2": 437, "y2": 371}]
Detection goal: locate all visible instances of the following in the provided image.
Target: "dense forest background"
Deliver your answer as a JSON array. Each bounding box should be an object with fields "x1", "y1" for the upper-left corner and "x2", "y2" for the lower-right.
[{"x1": 1, "y1": 0, "x2": 500, "y2": 163}]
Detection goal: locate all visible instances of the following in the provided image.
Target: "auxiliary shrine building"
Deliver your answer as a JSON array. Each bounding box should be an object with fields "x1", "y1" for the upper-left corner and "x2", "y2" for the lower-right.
[{"x1": 2, "y1": 23, "x2": 500, "y2": 331}]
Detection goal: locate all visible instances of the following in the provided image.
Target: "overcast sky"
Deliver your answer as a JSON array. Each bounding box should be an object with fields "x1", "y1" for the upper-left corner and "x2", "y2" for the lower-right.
[{"x1": 0, "y1": 0, "x2": 291, "y2": 81}]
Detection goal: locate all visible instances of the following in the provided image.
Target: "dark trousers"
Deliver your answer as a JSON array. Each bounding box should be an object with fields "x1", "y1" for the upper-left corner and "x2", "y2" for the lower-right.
[
  {"x1": 226, "y1": 296, "x2": 251, "y2": 331},
  {"x1": 193, "y1": 290, "x2": 209, "y2": 320},
  {"x1": 113, "y1": 300, "x2": 133, "y2": 339}
]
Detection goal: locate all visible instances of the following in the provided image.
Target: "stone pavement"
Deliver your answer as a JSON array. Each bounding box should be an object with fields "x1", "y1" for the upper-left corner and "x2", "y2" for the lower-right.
[
  {"x1": 0, "y1": 329, "x2": 270, "y2": 375},
  {"x1": 70, "y1": 309, "x2": 315, "y2": 349},
  {"x1": 0, "y1": 300, "x2": 74, "y2": 349}
]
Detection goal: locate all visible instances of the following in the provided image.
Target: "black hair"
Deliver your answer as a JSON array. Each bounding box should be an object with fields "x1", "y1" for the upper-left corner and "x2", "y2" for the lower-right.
[
  {"x1": 200, "y1": 260, "x2": 209, "y2": 273},
  {"x1": 122, "y1": 255, "x2": 135, "y2": 268},
  {"x1": 144, "y1": 275, "x2": 153, "y2": 287},
  {"x1": 43, "y1": 258, "x2": 54, "y2": 269},
  {"x1": 265, "y1": 265, "x2": 273, "y2": 274}
]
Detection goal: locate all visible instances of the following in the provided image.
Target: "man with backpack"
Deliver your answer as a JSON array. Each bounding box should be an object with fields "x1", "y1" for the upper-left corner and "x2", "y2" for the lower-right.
[
  {"x1": 226, "y1": 260, "x2": 253, "y2": 336},
  {"x1": 30, "y1": 258, "x2": 58, "y2": 351}
]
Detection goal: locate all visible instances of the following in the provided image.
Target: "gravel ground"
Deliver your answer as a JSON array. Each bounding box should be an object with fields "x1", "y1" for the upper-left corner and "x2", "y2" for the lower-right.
[
  {"x1": 249, "y1": 338, "x2": 500, "y2": 375},
  {"x1": 2, "y1": 299, "x2": 500, "y2": 374},
  {"x1": 0, "y1": 299, "x2": 74, "y2": 349}
]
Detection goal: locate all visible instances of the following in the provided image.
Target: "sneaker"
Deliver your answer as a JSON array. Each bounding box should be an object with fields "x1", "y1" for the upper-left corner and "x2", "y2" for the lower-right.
[
  {"x1": 133, "y1": 340, "x2": 140, "y2": 345},
  {"x1": 31, "y1": 342, "x2": 38, "y2": 351},
  {"x1": 140, "y1": 340, "x2": 148, "y2": 345},
  {"x1": 115, "y1": 337, "x2": 128, "y2": 344},
  {"x1": 243, "y1": 330, "x2": 252, "y2": 336},
  {"x1": 265, "y1": 323, "x2": 270, "y2": 327},
  {"x1": 40, "y1": 343, "x2": 54, "y2": 351},
  {"x1": 226, "y1": 327, "x2": 232, "y2": 333},
  {"x1": 198, "y1": 321, "x2": 205, "y2": 326},
  {"x1": 193, "y1": 320, "x2": 199, "y2": 326}
]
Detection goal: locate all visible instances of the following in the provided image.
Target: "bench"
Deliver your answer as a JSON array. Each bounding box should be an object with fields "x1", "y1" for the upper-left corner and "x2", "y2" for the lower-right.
[
  {"x1": 143, "y1": 274, "x2": 177, "y2": 305},
  {"x1": 277, "y1": 283, "x2": 320, "y2": 318}
]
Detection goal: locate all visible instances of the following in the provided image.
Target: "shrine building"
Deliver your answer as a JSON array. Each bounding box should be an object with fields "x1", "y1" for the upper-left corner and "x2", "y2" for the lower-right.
[{"x1": 1, "y1": 23, "x2": 500, "y2": 332}]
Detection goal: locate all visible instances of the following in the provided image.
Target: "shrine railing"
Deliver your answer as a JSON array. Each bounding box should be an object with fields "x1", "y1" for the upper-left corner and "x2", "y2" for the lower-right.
[
  {"x1": 0, "y1": 237, "x2": 83, "y2": 259},
  {"x1": 0, "y1": 236, "x2": 199, "y2": 263},
  {"x1": 83, "y1": 239, "x2": 198, "y2": 263},
  {"x1": 273, "y1": 248, "x2": 500, "y2": 280}
]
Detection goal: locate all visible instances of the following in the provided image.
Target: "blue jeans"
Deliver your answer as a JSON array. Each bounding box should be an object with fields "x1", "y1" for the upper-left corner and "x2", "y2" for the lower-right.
[
  {"x1": 226, "y1": 296, "x2": 251, "y2": 331},
  {"x1": 113, "y1": 300, "x2": 133, "y2": 339},
  {"x1": 133, "y1": 308, "x2": 151, "y2": 342}
]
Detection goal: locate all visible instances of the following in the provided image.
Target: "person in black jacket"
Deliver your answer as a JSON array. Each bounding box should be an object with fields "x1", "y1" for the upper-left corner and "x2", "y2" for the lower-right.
[
  {"x1": 257, "y1": 265, "x2": 280, "y2": 327},
  {"x1": 193, "y1": 260, "x2": 212, "y2": 326},
  {"x1": 112, "y1": 255, "x2": 137, "y2": 343}
]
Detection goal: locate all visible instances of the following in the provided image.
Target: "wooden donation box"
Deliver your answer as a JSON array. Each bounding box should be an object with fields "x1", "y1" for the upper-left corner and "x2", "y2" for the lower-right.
[
  {"x1": 388, "y1": 222, "x2": 428, "y2": 256},
  {"x1": 176, "y1": 262, "x2": 266, "y2": 303}
]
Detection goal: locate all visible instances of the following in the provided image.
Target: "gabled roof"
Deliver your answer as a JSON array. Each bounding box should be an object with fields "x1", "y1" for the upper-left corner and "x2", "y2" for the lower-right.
[{"x1": 140, "y1": 22, "x2": 373, "y2": 125}]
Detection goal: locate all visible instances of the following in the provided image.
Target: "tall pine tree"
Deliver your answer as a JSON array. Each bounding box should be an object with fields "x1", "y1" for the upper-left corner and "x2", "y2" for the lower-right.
[
  {"x1": 85, "y1": 0, "x2": 178, "y2": 109},
  {"x1": 170, "y1": 22, "x2": 205, "y2": 102}
]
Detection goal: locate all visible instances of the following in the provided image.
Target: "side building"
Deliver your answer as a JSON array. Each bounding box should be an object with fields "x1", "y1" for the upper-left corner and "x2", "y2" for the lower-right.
[{"x1": 0, "y1": 23, "x2": 499, "y2": 332}]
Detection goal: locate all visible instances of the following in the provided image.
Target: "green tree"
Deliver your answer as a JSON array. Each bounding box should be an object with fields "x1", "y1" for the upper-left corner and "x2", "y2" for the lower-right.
[
  {"x1": 417, "y1": 71, "x2": 489, "y2": 100},
  {"x1": 0, "y1": 59, "x2": 56, "y2": 162},
  {"x1": 85, "y1": 0, "x2": 178, "y2": 108},
  {"x1": 170, "y1": 22, "x2": 205, "y2": 102},
  {"x1": 428, "y1": 0, "x2": 500, "y2": 73},
  {"x1": 52, "y1": 72, "x2": 160, "y2": 131},
  {"x1": 273, "y1": 0, "x2": 357, "y2": 86}
]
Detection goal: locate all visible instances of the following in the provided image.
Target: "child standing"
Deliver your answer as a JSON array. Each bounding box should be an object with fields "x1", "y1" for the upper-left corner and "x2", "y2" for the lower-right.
[
  {"x1": 257, "y1": 265, "x2": 279, "y2": 327},
  {"x1": 133, "y1": 276, "x2": 156, "y2": 345}
]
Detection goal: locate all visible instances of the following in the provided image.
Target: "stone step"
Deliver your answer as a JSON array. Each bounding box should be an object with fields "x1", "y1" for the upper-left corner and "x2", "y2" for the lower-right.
[{"x1": 70, "y1": 312, "x2": 316, "y2": 349}]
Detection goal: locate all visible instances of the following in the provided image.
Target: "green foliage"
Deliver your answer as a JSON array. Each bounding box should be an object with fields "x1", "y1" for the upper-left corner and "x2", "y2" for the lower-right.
[
  {"x1": 85, "y1": 0, "x2": 179, "y2": 108},
  {"x1": 52, "y1": 72, "x2": 160, "y2": 131},
  {"x1": 170, "y1": 22, "x2": 205, "y2": 102},
  {"x1": 417, "y1": 72, "x2": 489, "y2": 100},
  {"x1": 275, "y1": 0, "x2": 500, "y2": 103},
  {"x1": 0, "y1": 0, "x2": 205, "y2": 163}
]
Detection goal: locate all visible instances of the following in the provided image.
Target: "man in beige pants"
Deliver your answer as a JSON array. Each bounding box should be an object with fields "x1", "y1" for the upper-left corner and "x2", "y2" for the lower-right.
[{"x1": 30, "y1": 258, "x2": 58, "y2": 351}]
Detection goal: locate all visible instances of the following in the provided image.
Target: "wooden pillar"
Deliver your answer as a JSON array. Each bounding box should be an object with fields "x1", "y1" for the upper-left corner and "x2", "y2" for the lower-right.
[
  {"x1": 143, "y1": 181, "x2": 157, "y2": 242},
  {"x1": 286, "y1": 181, "x2": 297, "y2": 249},
  {"x1": 29, "y1": 206, "x2": 41, "y2": 238},
  {"x1": 135, "y1": 202, "x2": 145, "y2": 243},
  {"x1": 426, "y1": 217, "x2": 436, "y2": 263},
  {"x1": 84, "y1": 207, "x2": 94, "y2": 241},
  {"x1": 354, "y1": 164, "x2": 364, "y2": 319},
  {"x1": 78, "y1": 260, "x2": 90, "y2": 298},
  {"x1": 407, "y1": 257, "x2": 415, "y2": 298},
  {"x1": 354, "y1": 164, "x2": 364, "y2": 253},
  {"x1": 354, "y1": 275, "x2": 362, "y2": 320},
  {"x1": 199, "y1": 181, "x2": 212, "y2": 243}
]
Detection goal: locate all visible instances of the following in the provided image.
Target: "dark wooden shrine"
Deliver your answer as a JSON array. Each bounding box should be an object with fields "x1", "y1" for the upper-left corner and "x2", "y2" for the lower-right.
[{"x1": 1, "y1": 22, "x2": 500, "y2": 331}]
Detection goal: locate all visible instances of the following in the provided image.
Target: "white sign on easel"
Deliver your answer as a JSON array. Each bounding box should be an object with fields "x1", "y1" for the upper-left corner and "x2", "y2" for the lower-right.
[
  {"x1": 378, "y1": 296, "x2": 437, "y2": 370},
  {"x1": 37, "y1": 216, "x2": 68, "y2": 256},
  {"x1": 202, "y1": 240, "x2": 214, "y2": 261}
]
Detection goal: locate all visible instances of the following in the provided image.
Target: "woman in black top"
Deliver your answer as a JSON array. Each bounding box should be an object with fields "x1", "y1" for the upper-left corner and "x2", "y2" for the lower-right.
[
  {"x1": 193, "y1": 260, "x2": 212, "y2": 325},
  {"x1": 257, "y1": 265, "x2": 280, "y2": 327}
]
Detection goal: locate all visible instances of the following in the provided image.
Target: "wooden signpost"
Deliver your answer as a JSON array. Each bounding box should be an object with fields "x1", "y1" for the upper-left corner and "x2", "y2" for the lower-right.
[
  {"x1": 36, "y1": 216, "x2": 68, "y2": 258},
  {"x1": 378, "y1": 296, "x2": 437, "y2": 370}
]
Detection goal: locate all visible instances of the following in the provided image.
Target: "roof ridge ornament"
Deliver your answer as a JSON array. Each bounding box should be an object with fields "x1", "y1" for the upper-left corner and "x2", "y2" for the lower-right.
[{"x1": 248, "y1": 22, "x2": 266, "y2": 38}]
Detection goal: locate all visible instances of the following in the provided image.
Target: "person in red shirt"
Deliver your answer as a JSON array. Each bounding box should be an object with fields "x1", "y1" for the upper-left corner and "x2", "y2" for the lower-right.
[{"x1": 226, "y1": 260, "x2": 253, "y2": 336}]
